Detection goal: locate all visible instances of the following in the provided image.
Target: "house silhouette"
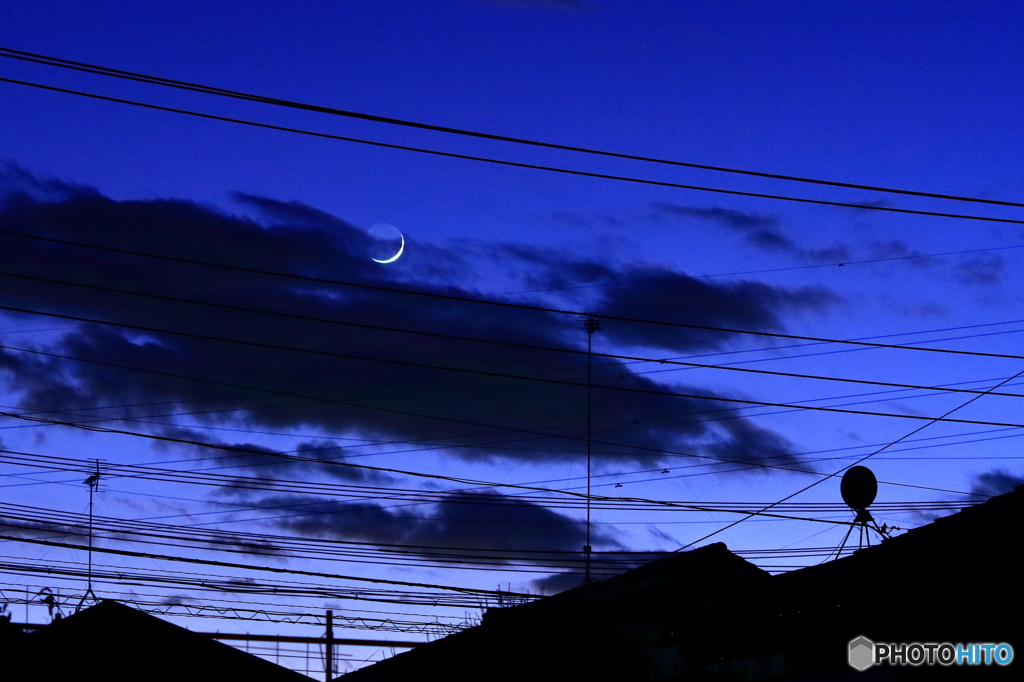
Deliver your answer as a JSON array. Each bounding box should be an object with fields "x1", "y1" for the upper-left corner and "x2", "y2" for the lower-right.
[
  {"x1": 5, "y1": 599, "x2": 310, "y2": 681},
  {"x1": 339, "y1": 485, "x2": 1024, "y2": 681}
]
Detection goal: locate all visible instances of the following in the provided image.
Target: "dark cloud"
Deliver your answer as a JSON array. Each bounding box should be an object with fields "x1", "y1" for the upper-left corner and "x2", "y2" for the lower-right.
[
  {"x1": 208, "y1": 536, "x2": 283, "y2": 556},
  {"x1": 0, "y1": 168, "x2": 831, "y2": 473},
  {"x1": 804, "y1": 245, "x2": 850, "y2": 263},
  {"x1": 234, "y1": 488, "x2": 668, "y2": 594},
  {"x1": 747, "y1": 229, "x2": 796, "y2": 251},
  {"x1": 0, "y1": 161, "x2": 99, "y2": 204},
  {"x1": 866, "y1": 241, "x2": 1006, "y2": 285},
  {"x1": 260, "y1": 489, "x2": 615, "y2": 553},
  {"x1": 652, "y1": 202, "x2": 849, "y2": 264},
  {"x1": 847, "y1": 199, "x2": 890, "y2": 211},
  {"x1": 954, "y1": 255, "x2": 1004, "y2": 286},
  {"x1": 493, "y1": 245, "x2": 837, "y2": 356},
  {"x1": 549, "y1": 211, "x2": 624, "y2": 229},
  {"x1": 652, "y1": 203, "x2": 778, "y2": 231},
  {"x1": 593, "y1": 268, "x2": 837, "y2": 352},
  {"x1": 970, "y1": 468, "x2": 1024, "y2": 497},
  {"x1": 0, "y1": 508, "x2": 282, "y2": 557},
  {"x1": 151, "y1": 427, "x2": 392, "y2": 483},
  {"x1": 531, "y1": 571, "x2": 585, "y2": 594},
  {"x1": 703, "y1": 420, "x2": 797, "y2": 470},
  {"x1": 0, "y1": 518, "x2": 89, "y2": 544},
  {"x1": 549, "y1": 211, "x2": 593, "y2": 228},
  {"x1": 868, "y1": 240, "x2": 934, "y2": 267},
  {"x1": 655, "y1": 202, "x2": 984, "y2": 277},
  {"x1": 529, "y1": 548, "x2": 668, "y2": 594}
]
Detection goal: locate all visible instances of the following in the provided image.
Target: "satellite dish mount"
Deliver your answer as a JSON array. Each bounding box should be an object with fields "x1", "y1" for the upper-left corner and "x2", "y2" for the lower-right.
[{"x1": 830, "y1": 466, "x2": 893, "y2": 561}]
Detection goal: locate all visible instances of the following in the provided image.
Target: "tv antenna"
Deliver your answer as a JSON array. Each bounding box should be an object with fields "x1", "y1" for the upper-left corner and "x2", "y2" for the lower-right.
[
  {"x1": 828, "y1": 466, "x2": 893, "y2": 561},
  {"x1": 581, "y1": 314, "x2": 600, "y2": 585},
  {"x1": 76, "y1": 459, "x2": 102, "y2": 612}
]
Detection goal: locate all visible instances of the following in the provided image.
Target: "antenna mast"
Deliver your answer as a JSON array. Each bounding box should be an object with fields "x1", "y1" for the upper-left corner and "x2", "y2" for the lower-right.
[
  {"x1": 76, "y1": 459, "x2": 101, "y2": 612},
  {"x1": 581, "y1": 315, "x2": 600, "y2": 585}
]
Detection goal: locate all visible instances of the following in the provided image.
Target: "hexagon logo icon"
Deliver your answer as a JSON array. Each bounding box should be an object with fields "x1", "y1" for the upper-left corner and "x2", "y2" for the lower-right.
[{"x1": 848, "y1": 636, "x2": 874, "y2": 671}]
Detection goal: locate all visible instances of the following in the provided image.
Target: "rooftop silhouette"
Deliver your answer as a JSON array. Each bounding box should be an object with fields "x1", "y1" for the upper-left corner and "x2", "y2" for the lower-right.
[{"x1": 339, "y1": 485, "x2": 1024, "y2": 681}]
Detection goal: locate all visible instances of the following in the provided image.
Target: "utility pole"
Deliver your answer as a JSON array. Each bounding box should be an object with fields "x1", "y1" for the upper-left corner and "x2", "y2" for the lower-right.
[
  {"x1": 581, "y1": 315, "x2": 600, "y2": 585},
  {"x1": 324, "y1": 609, "x2": 334, "y2": 682}
]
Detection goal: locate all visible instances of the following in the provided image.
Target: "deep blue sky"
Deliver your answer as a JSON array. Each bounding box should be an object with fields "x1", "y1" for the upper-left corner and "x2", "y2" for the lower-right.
[{"x1": 3, "y1": 1, "x2": 1024, "y2": 674}]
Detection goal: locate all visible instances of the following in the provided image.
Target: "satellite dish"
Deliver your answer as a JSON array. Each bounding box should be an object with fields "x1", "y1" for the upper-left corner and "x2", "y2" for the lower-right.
[
  {"x1": 841, "y1": 466, "x2": 877, "y2": 511},
  {"x1": 828, "y1": 465, "x2": 893, "y2": 561}
]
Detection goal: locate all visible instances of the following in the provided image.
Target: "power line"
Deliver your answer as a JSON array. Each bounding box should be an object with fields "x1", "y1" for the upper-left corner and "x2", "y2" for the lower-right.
[
  {"x1": 0, "y1": 451, "x2": 864, "y2": 527},
  {"x1": 0, "y1": 515, "x2": 624, "y2": 578},
  {"x1": 0, "y1": 554, "x2": 492, "y2": 607},
  {"x1": 3, "y1": 336, "x2": 1020, "y2": 481},
  {"x1": 5, "y1": 314, "x2": 1024, "y2": 462},
  {"x1": 5, "y1": 226, "x2": 1024, "y2": 355},
  {"x1": 3, "y1": 75, "x2": 1024, "y2": 226},
  {"x1": 0, "y1": 503, "x2": 736, "y2": 576},
  {"x1": 6, "y1": 330, "x2": 1024, "y2": 470},
  {"x1": 4, "y1": 269, "x2": 1024, "y2": 403},
  {"x1": 2, "y1": 45, "x2": 1022, "y2": 209},
  {"x1": 485, "y1": 242, "x2": 1024, "y2": 295},
  {"x1": 0, "y1": 343, "x2": 998, "y2": 506},
  {"x1": 2, "y1": 51, "x2": 1015, "y2": 585},
  {"x1": 669, "y1": 367, "x2": 1024, "y2": 554},
  {"x1": 5, "y1": 321, "x2": 1024, "y2": 469},
  {"x1": 4, "y1": 300, "x2": 1024, "y2": 431},
  {"x1": 0, "y1": 573, "x2": 463, "y2": 624},
  {"x1": 0, "y1": 564, "x2": 480, "y2": 611},
  {"x1": 0, "y1": 415, "x2": 836, "y2": 508},
  {"x1": 0, "y1": 450, "x2": 984, "y2": 570},
  {"x1": 0, "y1": 236, "x2": 1011, "y2": 497},
  {"x1": 0, "y1": 339, "x2": 994, "y2": 498},
  {"x1": 5, "y1": 454, "x2": 939, "y2": 519},
  {"x1": 4, "y1": 227, "x2": 1024, "y2": 363},
  {"x1": 0, "y1": 531, "x2": 534, "y2": 598}
]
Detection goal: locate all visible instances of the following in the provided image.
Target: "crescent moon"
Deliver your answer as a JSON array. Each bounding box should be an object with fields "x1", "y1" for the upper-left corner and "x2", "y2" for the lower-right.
[{"x1": 372, "y1": 233, "x2": 404, "y2": 264}]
